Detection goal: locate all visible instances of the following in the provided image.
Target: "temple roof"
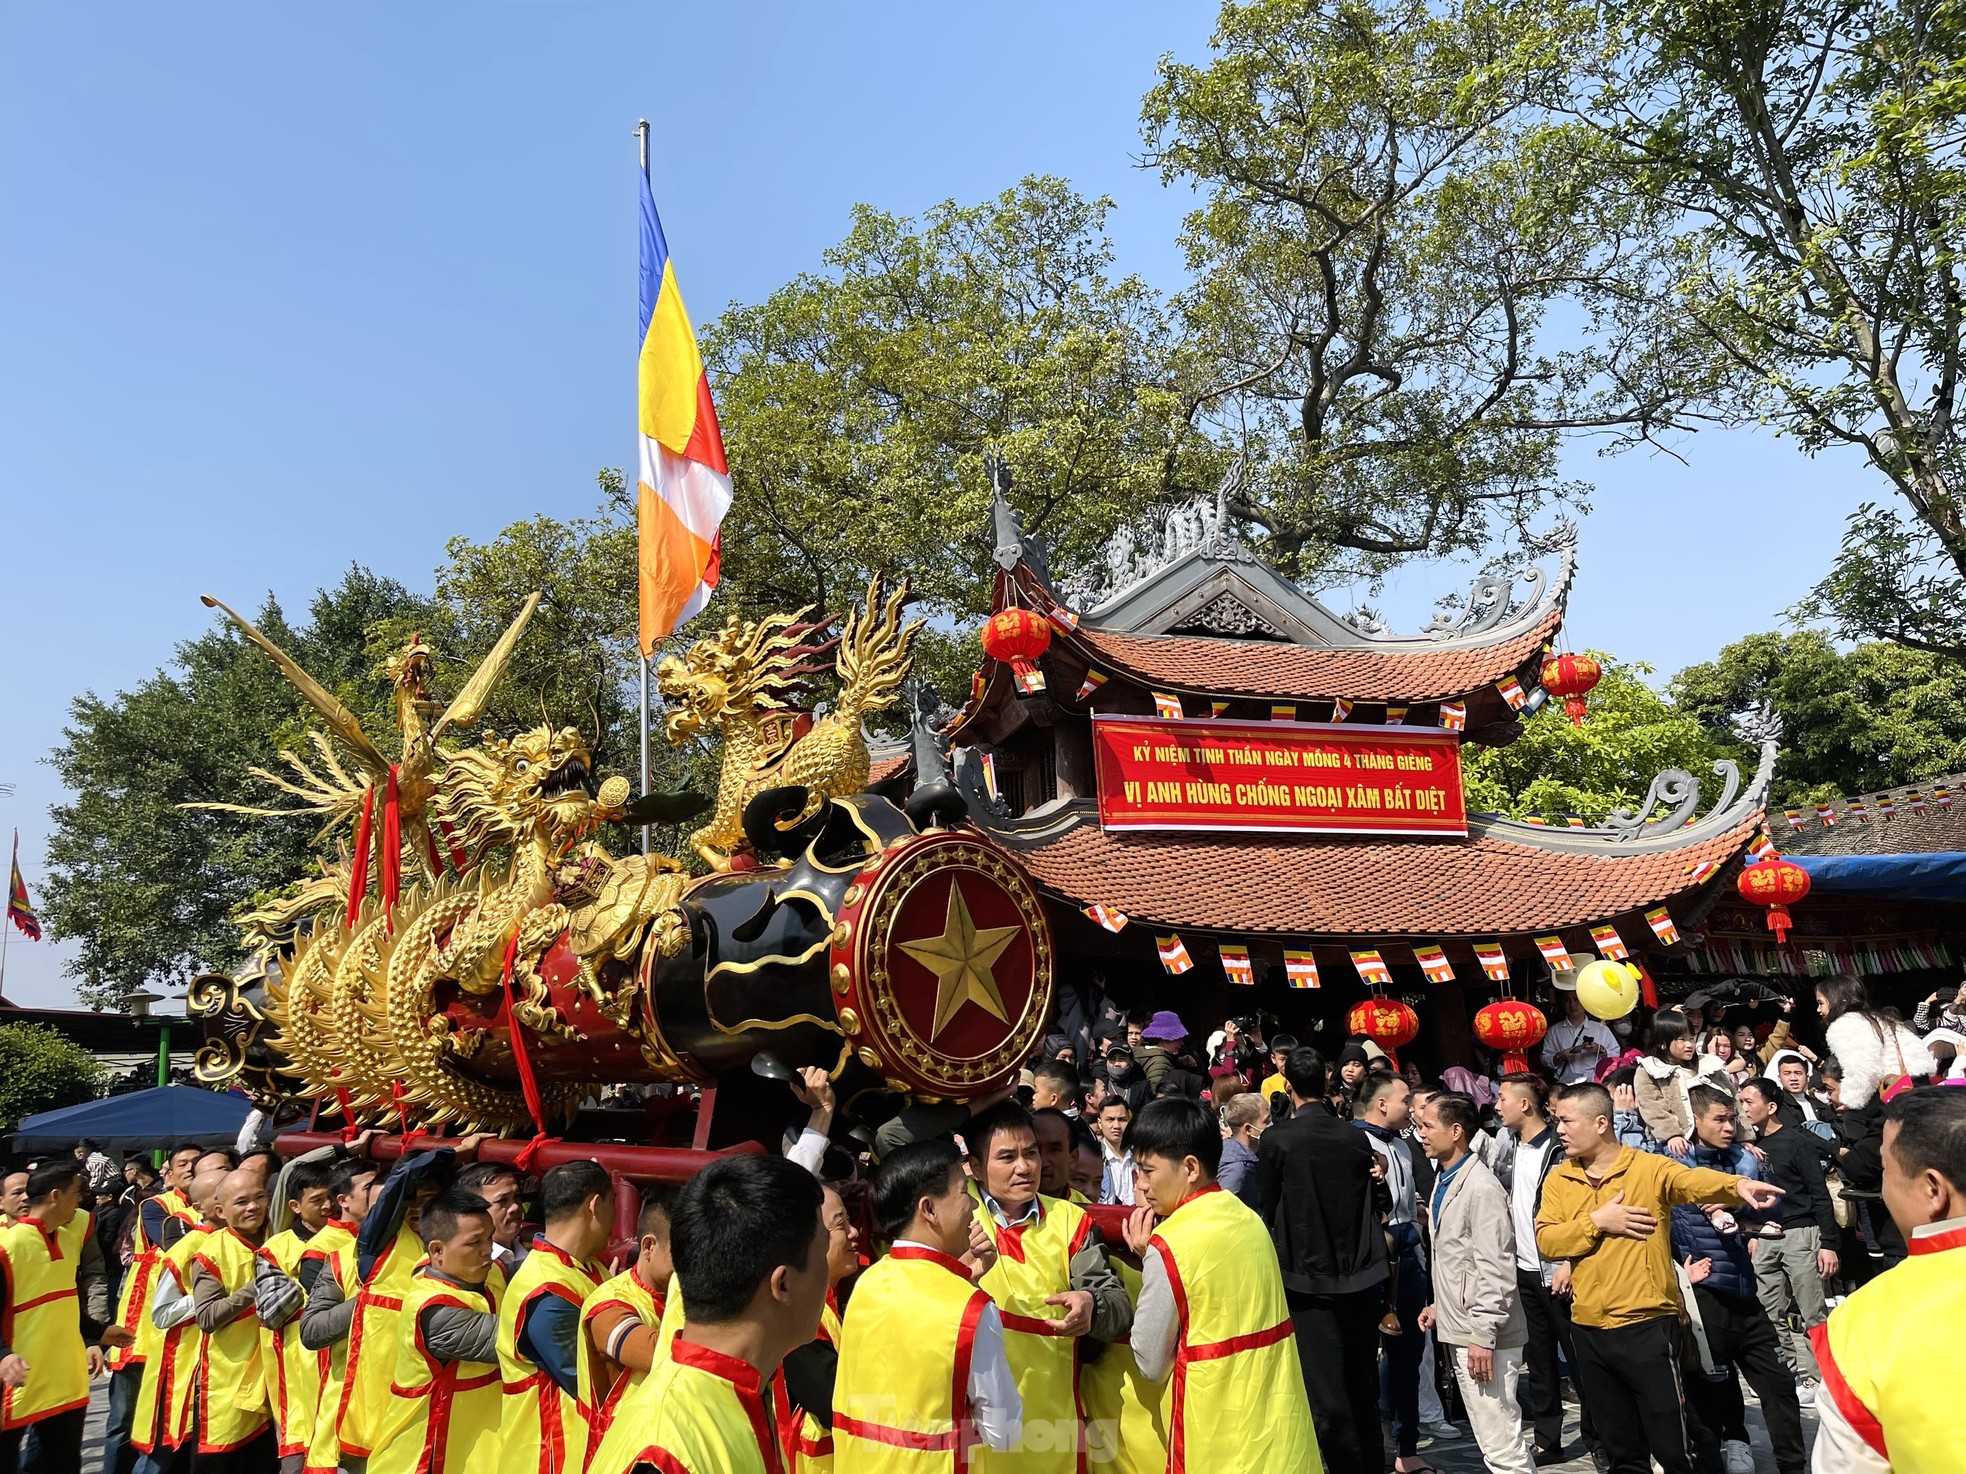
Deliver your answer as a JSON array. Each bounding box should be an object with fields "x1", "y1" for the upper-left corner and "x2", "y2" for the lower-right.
[
  {"x1": 958, "y1": 740, "x2": 1778, "y2": 942},
  {"x1": 1773, "y1": 774, "x2": 1966, "y2": 857}
]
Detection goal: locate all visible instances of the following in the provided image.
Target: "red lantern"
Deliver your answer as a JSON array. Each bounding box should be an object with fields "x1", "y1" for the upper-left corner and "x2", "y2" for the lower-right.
[
  {"x1": 1346, "y1": 997, "x2": 1419, "y2": 1053},
  {"x1": 1736, "y1": 856, "x2": 1811, "y2": 943},
  {"x1": 1540, "y1": 653, "x2": 1603, "y2": 727},
  {"x1": 1474, "y1": 1000, "x2": 1548, "y2": 1075},
  {"x1": 980, "y1": 608, "x2": 1052, "y2": 692}
]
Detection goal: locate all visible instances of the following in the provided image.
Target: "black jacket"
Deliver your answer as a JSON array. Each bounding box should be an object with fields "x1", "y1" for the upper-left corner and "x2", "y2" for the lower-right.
[
  {"x1": 1755, "y1": 1123, "x2": 1839, "y2": 1236},
  {"x1": 1257, "y1": 1102, "x2": 1389, "y2": 1296}
]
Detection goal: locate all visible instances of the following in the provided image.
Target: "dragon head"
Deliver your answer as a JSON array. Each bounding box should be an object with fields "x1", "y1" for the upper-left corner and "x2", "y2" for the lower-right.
[
  {"x1": 436, "y1": 725, "x2": 600, "y2": 852},
  {"x1": 656, "y1": 607, "x2": 815, "y2": 746}
]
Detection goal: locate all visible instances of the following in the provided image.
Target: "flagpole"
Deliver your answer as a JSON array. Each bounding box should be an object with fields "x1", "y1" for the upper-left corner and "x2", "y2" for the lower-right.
[
  {"x1": 2, "y1": 830, "x2": 14, "y2": 996},
  {"x1": 636, "y1": 118, "x2": 653, "y2": 857}
]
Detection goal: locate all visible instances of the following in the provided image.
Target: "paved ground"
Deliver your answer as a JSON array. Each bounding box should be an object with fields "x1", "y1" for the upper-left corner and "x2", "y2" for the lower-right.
[{"x1": 76, "y1": 1371, "x2": 1814, "y2": 1473}]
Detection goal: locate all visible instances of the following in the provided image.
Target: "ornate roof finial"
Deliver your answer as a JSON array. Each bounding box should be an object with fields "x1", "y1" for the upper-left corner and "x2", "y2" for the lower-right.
[{"x1": 986, "y1": 451, "x2": 1050, "y2": 580}]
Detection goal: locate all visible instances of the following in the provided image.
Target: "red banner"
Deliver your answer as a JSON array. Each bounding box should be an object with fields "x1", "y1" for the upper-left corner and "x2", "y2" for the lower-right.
[{"x1": 1090, "y1": 716, "x2": 1467, "y2": 836}]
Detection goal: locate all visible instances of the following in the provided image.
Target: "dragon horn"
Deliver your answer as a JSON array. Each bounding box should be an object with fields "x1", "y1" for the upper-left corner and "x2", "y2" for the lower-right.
[
  {"x1": 200, "y1": 595, "x2": 390, "y2": 780},
  {"x1": 432, "y1": 591, "x2": 542, "y2": 740}
]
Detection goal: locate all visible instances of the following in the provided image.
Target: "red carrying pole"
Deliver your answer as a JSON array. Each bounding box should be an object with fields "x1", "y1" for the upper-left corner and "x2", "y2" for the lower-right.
[{"x1": 270, "y1": 1130, "x2": 761, "y2": 1184}]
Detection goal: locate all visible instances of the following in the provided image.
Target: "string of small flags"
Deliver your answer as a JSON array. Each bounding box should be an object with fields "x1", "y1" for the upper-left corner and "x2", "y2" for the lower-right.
[
  {"x1": 1068, "y1": 686, "x2": 1478, "y2": 732},
  {"x1": 1284, "y1": 950, "x2": 1320, "y2": 989},
  {"x1": 1762, "y1": 782, "x2": 1961, "y2": 831},
  {"x1": 1084, "y1": 903, "x2": 1128, "y2": 933},
  {"x1": 1156, "y1": 934, "x2": 1195, "y2": 974},
  {"x1": 1351, "y1": 949, "x2": 1394, "y2": 987},
  {"x1": 1473, "y1": 942, "x2": 1510, "y2": 981},
  {"x1": 1412, "y1": 943, "x2": 1454, "y2": 984},
  {"x1": 1589, "y1": 923, "x2": 1630, "y2": 960},
  {"x1": 1219, "y1": 944, "x2": 1254, "y2": 987}
]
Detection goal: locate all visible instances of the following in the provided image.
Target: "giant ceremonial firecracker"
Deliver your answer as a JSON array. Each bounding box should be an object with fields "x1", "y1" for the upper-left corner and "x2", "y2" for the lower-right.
[
  {"x1": 1473, "y1": 999, "x2": 1547, "y2": 1075},
  {"x1": 1346, "y1": 997, "x2": 1419, "y2": 1052},
  {"x1": 1736, "y1": 855, "x2": 1810, "y2": 942},
  {"x1": 1539, "y1": 653, "x2": 1602, "y2": 727},
  {"x1": 980, "y1": 607, "x2": 1051, "y2": 692}
]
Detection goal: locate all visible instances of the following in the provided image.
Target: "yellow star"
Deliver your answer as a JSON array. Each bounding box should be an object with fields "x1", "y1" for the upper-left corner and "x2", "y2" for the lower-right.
[{"x1": 898, "y1": 881, "x2": 1020, "y2": 1040}]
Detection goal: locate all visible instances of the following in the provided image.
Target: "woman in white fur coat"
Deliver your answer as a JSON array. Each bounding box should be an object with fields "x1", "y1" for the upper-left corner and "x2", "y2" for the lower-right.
[{"x1": 1815, "y1": 975, "x2": 1936, "y2": 1107}]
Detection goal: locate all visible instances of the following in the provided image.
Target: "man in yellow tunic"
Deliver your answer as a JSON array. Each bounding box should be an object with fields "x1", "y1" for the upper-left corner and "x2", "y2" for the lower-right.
[
  {"x1": 774, "y1": 1181, "x2": 861, "y2": 1473},
  {"x1": 295, "y1": 1156, "x2": 380, "y2": 1474},
  {"x1": 834, "y1": 1137, "x2": 1024, "y2": 1474},
  {"x1": 1808, "y1": 1086, "x2": 1966, "y2": 1473},
  {"x1": 497, "y1": 1160, "x2": 613, "y2": 1473},
  {"x1": 185, "y1": 1168, "x2": 289, "y2": 1467},
  {"x1": 368, "y1": 1187, "x2": 507, "y2": 1474},
  {"x1": 257, "y1": 1157, "x2": 335, "y2": 1473},
  {"x1": 133, "y1": 1165, "x2": 228, "y2": 1469},
  {"x1": 578, "y1": 1186, "x2": 676, "y2": 1442},
  {"x1": 962, "y1": 1101, "x2": 1131, "y2": 1472},
  {"x1": 106, "y1": 1142, "x2": 203, "y2": 1465},
  {"x1": 587, "y1": 1155, "x2": 829, "y2": 1474},
  {"x1": 0, "y1": 1160, "x2": 103, "y2": 1469},
  {"x1": 1122, "y1": 1097, "x2": 1321, "y2": 1474}
]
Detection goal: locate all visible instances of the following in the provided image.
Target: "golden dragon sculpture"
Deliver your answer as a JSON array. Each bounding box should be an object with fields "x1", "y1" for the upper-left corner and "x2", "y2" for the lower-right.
[{"x1": 658, "y1": 576, "x2": 924, "y2": 869}]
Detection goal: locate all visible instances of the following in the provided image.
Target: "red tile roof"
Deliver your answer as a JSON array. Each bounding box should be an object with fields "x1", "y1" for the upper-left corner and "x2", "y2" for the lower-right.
[
  {"x1": 1062, "y1": 608, "x2": 1561, "y2": 702},
  {"x1": 868, "y1": 754, "x2": 910, "y2": 785},
  {"x1": 1009, "y1": 817, "x2": 1755, "y2": 937}
]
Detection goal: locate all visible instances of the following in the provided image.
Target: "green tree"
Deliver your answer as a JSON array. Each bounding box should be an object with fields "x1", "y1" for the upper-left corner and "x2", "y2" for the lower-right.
[
  {"x1": 1669, "y1": 630, "x2": 1966, "y2": 802},
  {"x1": 1572, "y1": 0, "x2": 1966, "y2": 656},
  {"x1": 702, "y1": 177, "x2": 1199, "y2": 621},
  {"x1": 1464, "y1": 654, "x2": 1728, "y2": 818},
  {"x1": 42, "y1": 570, "x2": 432, "y2": 1006},
  {"x1": 0, "y1": 1024, "x2": 107, "y2": 1129},
  {"x1": 1142, "y1": 0, "x2": 1716, "y2": 579}
]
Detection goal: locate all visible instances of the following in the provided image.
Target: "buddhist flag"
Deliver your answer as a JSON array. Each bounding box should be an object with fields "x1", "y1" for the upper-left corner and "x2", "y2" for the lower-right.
[
  {"x1": 1413, "y1": 944, "x2": 1454, "y2": 985},
  {"x1": 1154, "y1": 692, "x2": 1185, "y2": 720},
  {"x1": 1848, "y1": 799, "x2": 1869, "y2": 823},
  {"x1": 1220, "y1": 945, "x2": 1255, "y2": 986},
  {"x1": 1534, "y1": 935, "x2": 1570, "y2": 970},
  {"x1": 1074, "y1": 669, "x2": 1108, "y2": 702},
  {"x1": 1687, "y1": 858, "x2": 1721, "y2": 883},
  {"x1": 1283, "y1": 950, "x2": 1320, "y2": 989},
  {"x1": 1784, "y1": 807, "x2": 1804, "y2": 830},
  {"x1": 1747, "y1": 829, "x2": 1778, "y2": 862},
  {"x1": 1497, "y1": 676, "x2": 1529, "y2": 710},
  {"x1": 1817, "y1": 803, "x2": 1838, "y2": 826},
  {"x1": 1937, "y1": 786, "x2": 1953, "y2": 810},
  {"x1": 1645, "y1": 907, "x2": 1681, "y2": 945},
  {"x1": 1438, "y1": 700, "x2": 1467, "y2": 732},
  {"x1": 1910, "y1": 790, "x2": 1928, "y2": 815},
  {"x1": 6, "y1": 834, "x2": 40, "y2": 943},
  {"x1": 1385, "y1": 706, "x2": 1407, "y2": 725},
  {"x1": 1083, "y1": 903, "x2": 1128, "y2": 933},
  {"x1": 1350, "y1": 949, "x2": 1393, "y2": 987},
  {"x1": 1589, "y1": 923, "x2": 1630, "y2": 961},
  {"x1": 1878, "y1": 796, "x2": 1897, "y2": 821},
  {"x1": 1211, "y1": 700, "x2": 1232, "y2": 717},
  {"x1": 980, "y1": 751, "x2": 1000, "y2": 803},
  {"x1": 1474, "y1": 942, "x2": 1510, "y2": 983},
  {"x1": 1566, "y1": 816, "x2": 1587, "y2": 829},
  {"x1": 1330, "y1": 697, "x2": 1353, "y2": 722},
  {"x1": 1044, "y1": 603, "x2": 1081, "y2": 636},
  {"x1": 1524, "y1": 815, "x2": 1548, "y2": 826},
  {"x1": 637, "y1": 172, "x2": 731, "y2": 655},
  {"x1": 1157, "y1": 934, "x2": 1196, "y2": 975},
  {"x1": 1271, "y1": 703, "x2": 1297, "y2": 722}
]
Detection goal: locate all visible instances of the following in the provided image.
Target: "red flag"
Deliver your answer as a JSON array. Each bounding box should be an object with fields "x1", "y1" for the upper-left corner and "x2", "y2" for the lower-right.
[{"x1": 6, "y1": 834, "x2": 40, "y2": 943}]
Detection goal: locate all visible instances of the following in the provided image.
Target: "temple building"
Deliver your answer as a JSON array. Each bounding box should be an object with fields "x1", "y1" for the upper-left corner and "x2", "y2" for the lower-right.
[{"x1": 891, "y1": 473, "x2": 1783, "y2": 1063}]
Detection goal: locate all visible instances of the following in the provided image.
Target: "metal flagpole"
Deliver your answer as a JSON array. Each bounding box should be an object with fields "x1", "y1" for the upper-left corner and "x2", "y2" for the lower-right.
[
  {"x1": 2, "y1": 829, "x2": 15, "y2": 995},
  {"x1": 637, "y1": 118, "x2": 653, "y2": 856}
]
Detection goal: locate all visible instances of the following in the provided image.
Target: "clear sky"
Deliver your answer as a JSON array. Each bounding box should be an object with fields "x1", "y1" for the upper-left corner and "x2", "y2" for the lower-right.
[{"x1": 0, "y1": 3, "x2": 1865, "y2": 1008}]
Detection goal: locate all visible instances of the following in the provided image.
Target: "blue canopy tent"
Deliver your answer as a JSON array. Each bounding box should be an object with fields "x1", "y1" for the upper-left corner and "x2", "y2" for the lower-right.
[
  {"x1": 1793, "y1": 852, "x2": 1966, "y2": 903},
  {"x1": 8, "y1": 1085, "x2": 252, "y2": 1153}
]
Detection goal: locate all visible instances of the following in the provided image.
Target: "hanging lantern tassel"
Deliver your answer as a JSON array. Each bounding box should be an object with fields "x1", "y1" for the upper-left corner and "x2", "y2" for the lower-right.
[
  {"x1": 980, "y1": 608, "x2": 1053, "y2": 695},
  {"x1": 1540, "y1": 653, "x2": 1604, "y2": 727},
  {"x1": 1503, "y1": 1050, "x2": 1530, "y2": 1076},
  {"x1": 1736, "y1": 856, "x2": 1812, "y2": 943}
]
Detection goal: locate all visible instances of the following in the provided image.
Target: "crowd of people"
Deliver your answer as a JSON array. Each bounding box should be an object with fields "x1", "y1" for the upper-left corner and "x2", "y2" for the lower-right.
[{"x1": 0, "y1": 975, "x2": 1959, "y2": 1474}]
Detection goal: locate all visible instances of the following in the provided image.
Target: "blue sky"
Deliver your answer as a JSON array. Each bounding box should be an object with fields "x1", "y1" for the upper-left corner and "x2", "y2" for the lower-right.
[{"x1": 0, "y1": 3, "x2": 1864, "y2": 1007}]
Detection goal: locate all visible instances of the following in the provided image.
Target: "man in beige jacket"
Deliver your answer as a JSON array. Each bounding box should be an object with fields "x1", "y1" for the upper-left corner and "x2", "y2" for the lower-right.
[{"x1": 1417, "y1": 1090, "x2": 1534, "y2": 1474}]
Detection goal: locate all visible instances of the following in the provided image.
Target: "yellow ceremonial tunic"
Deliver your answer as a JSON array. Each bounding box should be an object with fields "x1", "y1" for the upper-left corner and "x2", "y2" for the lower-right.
[
  {"x1": 835, "y1": 1246, "x2": 992, "y2": 1474},
  {"x1": 0, "y1": 1213, "x2": 93, "y2": 1429},
  {"x1": 497, "y1": 1235, "x2": 603, "y2": 1474},
  {"x1": 1079, "y1": 1260, "x2": 1168, "y2": 1474},
  {"x1": 1811, "y1": 1220, "x2": 1966, "y2": 1474},
  {"x1": 587, "y1": 1336, "x2": 786, "y2": 1474},
  {"x1": 336, "y1": 1219, "x2": 424, "y2": 1460},
  {"x1": 1147, "y1": 1186, "x2": 1318, "y2": 1474},
  {"x1": 259, "y1": 1226, "x2": 322, "y2": 1460},
  {"x1": 578, "y1": 1264, "x2": 667, "y2": 1444},
  {"x1": 188, "y1": 1228, "x2": 273, "y2": 1453},
  {"x1": 113, "y1": 1189, "x2": 198, "y2": 1372},
  {"x1": 300, "y1": 1221, "x2": 360, "y2": 1474},
  {"x1": 969, "y1": 1187, "x2": 1093, "y2": 1474},
  {"x1": 133, "y1": 1226, "x2": 210, "y2": 1454},
  {"x1": 776, "y1": 1293, "x2": 843, "y2": 1473},
  {"x1": 652, "y1": 1277, "x2": 684, "y2": 1367},
  {"x1": 368, "y1": 1266, "x2": 506, "y2": 1474}
]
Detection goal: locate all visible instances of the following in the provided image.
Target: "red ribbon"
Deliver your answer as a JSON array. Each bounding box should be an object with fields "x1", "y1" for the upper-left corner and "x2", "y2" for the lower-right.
[
  {"x1": 346, "y1": 786, "x2": 377, "y2": 931},
  {"x1": 334, "y1": 1086, "x2": 358, "y2": 1144},
  {"x1": 390, "y1": 1079, "x2": 415, "y2": 1138},
  {"x1": 436, "y1": 818, "x2": 469, "y2": 874},
  {"x1": 381, "y1": 765, "x2": 403, "y2": 930},
  {"x1": 499, "y1": 923, "x2": 553, "y2": 1175}
]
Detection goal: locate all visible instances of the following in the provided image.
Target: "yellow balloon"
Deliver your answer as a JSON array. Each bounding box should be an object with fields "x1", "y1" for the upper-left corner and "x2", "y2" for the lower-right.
[{"x1": 1574, "y1": 959, "x2": 1641, "y2": 1021}]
